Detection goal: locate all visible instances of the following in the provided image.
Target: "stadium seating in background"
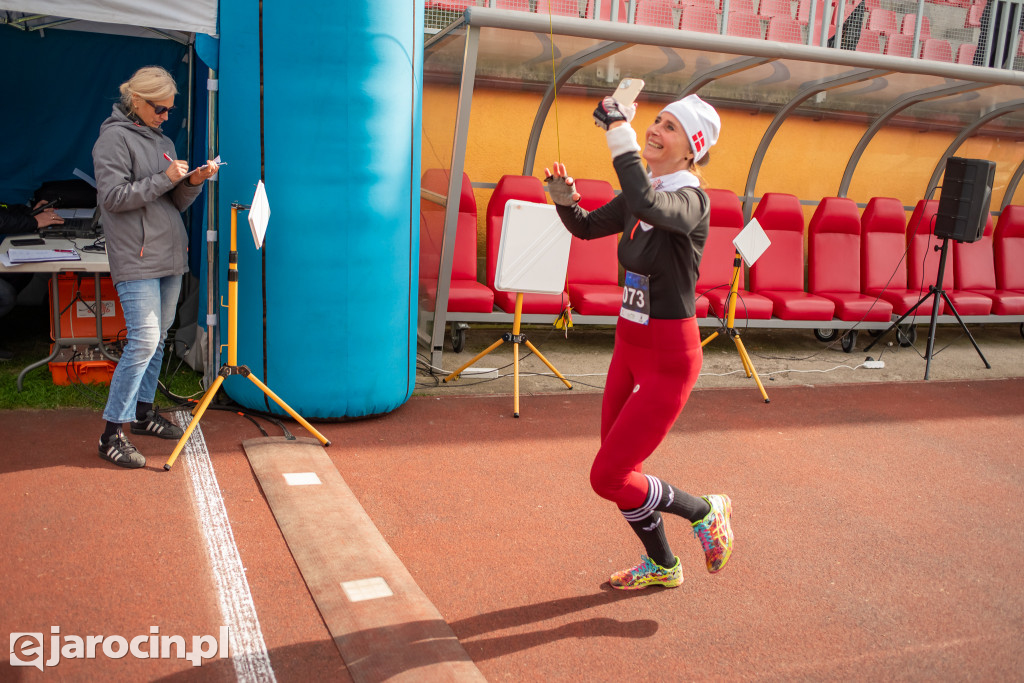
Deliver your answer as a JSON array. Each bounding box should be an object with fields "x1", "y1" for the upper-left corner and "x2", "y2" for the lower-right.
[
  {"x1": 586, "y1": 0, "x2": 630, "y2": 22},
  {"x1": 485, "y1": 175, "x2": 569, "y2": 314},
  {"x1": 420, "y1": 170, "x2": 495, "y2": 314},
  {"x1": 565, "y1": 179, "x2": 624, "y2": 316},
  {"x1": 726, "y1": 11, "x2": 765, "y2": 37},
  {"x1": 758, "y1": 0, "x2": 794, "y2": 19},
  {"x1": 635, "y1": 0, "x2": 680, "y2": 27},
  {"x1": 921, "y1": 38, "x2": 954, "y2": 62},
  {"x1": 857, "y1": 29, "x2": 884, "y2": 52},
  {"x1": 900, "y1": 13, "x2": 931, "y2": 39},
  {"x1": 681, "y1": 5, "x2": 721, "y2": 32},
  {"x1": 884, "y1": 33, "x2": 918, "y2": 57},
  {"x1": 808, "y1": 197, "x2": 894, "y2": 322},
  {"x1": 956, "y1": 42, "x2": 977, "y2": 64},
  {"x1": 698, "y1": 188, "x2": 773, "y2": 320},
  {"x1": 767, "y1": 15, "x2": 804, "y2": 41},
  {"x1": 535, "y1": 0, "x2": 582, "y2": 17},
  {"x1": 866, "y1": 7, "x2": 899, "y2": 35},
  {"x1": 749, "y1": 193, "x2": 836, "y2": 320}
]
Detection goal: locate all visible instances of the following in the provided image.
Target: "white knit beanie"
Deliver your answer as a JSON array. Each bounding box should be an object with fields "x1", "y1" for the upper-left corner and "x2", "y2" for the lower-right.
[{"x1": 660, "y1": 94, "x2": 720, "y2": 163}]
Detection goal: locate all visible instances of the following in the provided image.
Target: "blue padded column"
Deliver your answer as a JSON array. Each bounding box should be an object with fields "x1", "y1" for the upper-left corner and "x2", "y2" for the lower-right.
[{"x1": 217, "y1": 0, "x2": 423, "y2": 418}]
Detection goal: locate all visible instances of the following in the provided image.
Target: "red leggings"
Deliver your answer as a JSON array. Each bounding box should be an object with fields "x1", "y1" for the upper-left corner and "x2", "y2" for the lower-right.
[{"x1": 590, "y1": 317, "x2": 703, "y2": 510}]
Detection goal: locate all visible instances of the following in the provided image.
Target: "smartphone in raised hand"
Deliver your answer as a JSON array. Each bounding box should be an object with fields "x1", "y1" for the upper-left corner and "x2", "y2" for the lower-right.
[{"x1": 611, "y1": 78, "x2": 645, "y2": 107}]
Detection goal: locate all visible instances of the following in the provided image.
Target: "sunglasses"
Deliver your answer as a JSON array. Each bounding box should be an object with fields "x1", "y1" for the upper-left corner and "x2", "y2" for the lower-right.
[{"x1": 145, "y1": 99, "x2": 176, "y2": 116}]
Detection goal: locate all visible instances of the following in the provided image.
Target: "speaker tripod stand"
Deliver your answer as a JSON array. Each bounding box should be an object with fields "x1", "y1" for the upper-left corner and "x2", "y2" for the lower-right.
[
  {"x1": 701, "y1": 251, "x2": 770, "y2": 403},
  {"x1": 864, "y1": 236, "x2": 990, "y2": 380},
  {"x1": 163, "y1": 202, "x2": 331, "y2": 470}
]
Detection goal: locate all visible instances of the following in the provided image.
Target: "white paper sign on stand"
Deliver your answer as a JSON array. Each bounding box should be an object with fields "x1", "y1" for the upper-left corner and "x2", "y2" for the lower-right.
[
  {"x1": 494, "y1": 200, "x2": 571, "y2": 294},
  {"x1": 733, "y1": 217, "x2": 771, "y2": 267},
  {"x1": 248, "y1": 180, "x2": 271, "y2": 250}
]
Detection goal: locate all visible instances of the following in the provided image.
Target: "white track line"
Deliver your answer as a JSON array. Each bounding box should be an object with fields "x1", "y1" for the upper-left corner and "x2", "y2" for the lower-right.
[{"x1": 174, "y1": 412, "x2": 276, "y2": 682}]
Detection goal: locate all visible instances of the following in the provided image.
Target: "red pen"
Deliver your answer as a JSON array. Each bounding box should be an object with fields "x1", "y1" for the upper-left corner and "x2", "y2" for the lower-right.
[{"x1": 163, "y1": 153, "x2": 173, "y2": 162}]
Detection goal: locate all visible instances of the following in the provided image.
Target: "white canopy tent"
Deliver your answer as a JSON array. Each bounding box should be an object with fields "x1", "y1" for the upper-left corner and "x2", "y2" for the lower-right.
[{"x1": 0, "y1": 0, "x2": 216, "y2": 36}]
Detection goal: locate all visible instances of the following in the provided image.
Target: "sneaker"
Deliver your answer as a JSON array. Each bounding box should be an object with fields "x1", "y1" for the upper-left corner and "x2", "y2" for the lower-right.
[
  {"x1": 692, "y1": 494, "x2": 734, "y2": 573},
  {"x1": 130, "y1": 410, "x2": 184, "y2": 440},
  {"x1": 609, "y1": 555, "x2": 683, "y2": 590},
  {"x1": 98, "y1": 431, "x2": 146, "y2": 469}
]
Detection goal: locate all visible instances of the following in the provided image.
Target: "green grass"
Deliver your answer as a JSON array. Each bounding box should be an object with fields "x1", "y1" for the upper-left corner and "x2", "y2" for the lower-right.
[{"x1": 0, "y1": 303, "x2": 205, "y2": 411}]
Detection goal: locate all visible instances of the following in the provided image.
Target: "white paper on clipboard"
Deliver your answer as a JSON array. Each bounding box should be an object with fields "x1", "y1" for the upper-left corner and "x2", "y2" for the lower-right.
[
  {"x1": 248, "y1": 180, "x2": 270, "y2": 249},
  {"x1": 494, "y1": 200, "x2": 571, "y2": 294},
  {"x1": 733, "y1": 217, "x2": 771, "y2": 267}
]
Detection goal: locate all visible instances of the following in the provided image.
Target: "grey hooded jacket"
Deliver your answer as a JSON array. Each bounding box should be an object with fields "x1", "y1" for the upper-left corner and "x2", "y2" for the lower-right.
[{"x1": 92, "y1": 104, "x2": 203, "y2": 284}]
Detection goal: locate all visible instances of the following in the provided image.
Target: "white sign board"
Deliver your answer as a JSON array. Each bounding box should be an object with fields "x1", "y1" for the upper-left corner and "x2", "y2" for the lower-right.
[
  {"x1": 733, "y1": 217, "x2": 771, "y2": 267},
  {"x1": 494, "y1": 200, "x2": 571, "y2": 295}
]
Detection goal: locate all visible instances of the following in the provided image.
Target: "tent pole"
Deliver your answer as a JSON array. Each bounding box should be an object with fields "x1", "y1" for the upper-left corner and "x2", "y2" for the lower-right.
[{"x1": 205, "y1": 67, "x2": 220, "y2": 390}]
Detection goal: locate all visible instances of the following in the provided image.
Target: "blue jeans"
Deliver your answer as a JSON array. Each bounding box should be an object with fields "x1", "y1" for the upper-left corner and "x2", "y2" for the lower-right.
[{"x1": 102, "y1": 275, "x2": 181, "y2": 424}]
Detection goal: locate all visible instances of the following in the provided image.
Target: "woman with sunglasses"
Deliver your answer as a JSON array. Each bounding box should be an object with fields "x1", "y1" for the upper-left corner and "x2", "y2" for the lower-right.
[
  {"x1": 92, "y1": 65, "x2": 219, "y2": 468},
  {"x1": 546, "y1": 94, "x2": 733, "y2": 590}
]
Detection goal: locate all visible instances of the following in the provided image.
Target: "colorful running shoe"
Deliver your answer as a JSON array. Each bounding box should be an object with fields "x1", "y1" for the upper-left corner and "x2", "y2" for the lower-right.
[
  {"x1": 692, "y1": 494, "x2": 733, "y2": 573},
  {"x1": 609, "y1": 555, "x2": 683, "y2": 590}
]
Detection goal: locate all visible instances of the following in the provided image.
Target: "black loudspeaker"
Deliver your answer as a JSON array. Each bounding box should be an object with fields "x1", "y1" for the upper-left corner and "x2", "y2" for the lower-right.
[{"x1": 934, "y1": 157, "x2": 996, "y2": 243}]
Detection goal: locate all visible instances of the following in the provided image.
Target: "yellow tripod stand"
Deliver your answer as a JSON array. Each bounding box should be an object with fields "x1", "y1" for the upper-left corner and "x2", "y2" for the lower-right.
[
  {"x1": 700, "y1": 251, "x2": 770, "y2": 403},
  {"x1": 443, "y1": 292, "x2": 572, "y2": 417},
  {"x1": 163, "y1": 202, "x2": 331, "y2": 470}
]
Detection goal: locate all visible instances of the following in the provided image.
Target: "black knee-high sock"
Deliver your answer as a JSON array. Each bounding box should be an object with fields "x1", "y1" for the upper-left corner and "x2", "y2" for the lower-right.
[
  {"x1": 650, "y1": 477, "x2": 711, "y2": 523},
  {"x1": 624, "y1": 511, "x2": 674, "y2": 568},
  {"x1": 136, "y1": 401, "x2": 152, "y2": 421}
]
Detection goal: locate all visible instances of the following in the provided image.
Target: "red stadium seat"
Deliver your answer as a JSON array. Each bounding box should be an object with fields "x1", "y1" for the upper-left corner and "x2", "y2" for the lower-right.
[
  {"x1": 681, "y1": 5, "x2": 721, "y2": 32},
  {"x1": 965, "y1": 2, "x2": 984, "y2": 27},
  {"x1": 994, "y1": 205, "x2": 1024, "y2": 293},
  {"x1": 808, "y1": 197, "x2": 893, "y2": 322},
  {"x1": 856, "y1": 29, "x2": 883, "y2": 52},
  {"x1": 726, "y1": 11, "x2": 764, "y2": 38},
  {"x1": 905, "y1": 199, "x2": 990, "y2": 314},
  {"x1": 956, "y1": 42, "x2": 977, "y2": 64},
  {"x1": 420, "y1": 170, "x2": 495, "y2": 313},
  {"x1": 900, "y1": 13, "x2": 931, "y2": 39},
  {"x1": 766, "y1": 15, "x2": 803, "y2": 42},
  {"x1": 585, "y1": 0, "x2": 630, "y2": 21},
  {"x1": 866, "y1": 8, "x2": 898, "y2": 34},
  {"x1": 535, "y1": 0, "x2": 582, "y2": 17},
  {"x1": 860, "y1": 196, "x2": 941, "y2": 316},
  {"x1": 758, "y1": 0, "x2": 794, "y2": 19},
  {"x1": 636, "y1": 0, "x2": 680, "y2": 27},
  {"x1": 486, "y1": 175, "x2": 568, "y2": 314},
  {"x1": 884, "y1": 33, "x2": 918, "y2": 57},
  {"x1": 565, "y1": 179, "x2": 623, "y2": 316},
  {"x1": 749, "y1": 193, "x2": 835, "y2": 320},
  {"x1": 697, "y1": 188, "x2": 774, "y2": 319},
  {"x1": 953, "y1": 217, "x2": 1024, "y2": 314},
  {"x1": 921, "y1": 38, "x2": 954, "y2": 62}
]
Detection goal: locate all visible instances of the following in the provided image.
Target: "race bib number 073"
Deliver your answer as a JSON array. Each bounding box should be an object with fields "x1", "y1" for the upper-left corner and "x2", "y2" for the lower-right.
[{"x1": 620, "y1": 271, "x2": 650, "y2": 325}]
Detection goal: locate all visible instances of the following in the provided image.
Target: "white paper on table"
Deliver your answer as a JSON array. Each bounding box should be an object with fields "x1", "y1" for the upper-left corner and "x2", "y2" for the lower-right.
[{"x1": 248, "y1": 181, "x2": 270, "y2": 250}]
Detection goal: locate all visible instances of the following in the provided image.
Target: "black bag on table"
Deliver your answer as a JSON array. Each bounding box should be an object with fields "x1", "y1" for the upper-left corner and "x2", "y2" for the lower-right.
[{"x1": 33, "y1": 179, "x2": 97, "y2": 208}]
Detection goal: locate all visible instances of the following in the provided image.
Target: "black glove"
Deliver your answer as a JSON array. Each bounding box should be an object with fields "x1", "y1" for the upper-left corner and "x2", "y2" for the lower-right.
[
  {"x1": 546, "y1": 174, "x2": 577, "y2": 206},
  {"x1": 593, "y1": 96, "x2": 629, "y2": 131}
]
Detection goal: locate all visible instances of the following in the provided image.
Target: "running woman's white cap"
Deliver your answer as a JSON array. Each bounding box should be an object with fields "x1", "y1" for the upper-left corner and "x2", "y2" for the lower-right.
[{"x1": 660, "y1": 94, "x2": 720, "y2": 162}]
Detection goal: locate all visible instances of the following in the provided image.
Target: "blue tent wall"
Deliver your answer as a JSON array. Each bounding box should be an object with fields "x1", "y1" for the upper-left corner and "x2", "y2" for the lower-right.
[
  {"x1": 217, "y1": 1, "x2": 424, "y2": 418},
  {"x1": 0, "y1": 28, "x2": 189, "y2": 203}
]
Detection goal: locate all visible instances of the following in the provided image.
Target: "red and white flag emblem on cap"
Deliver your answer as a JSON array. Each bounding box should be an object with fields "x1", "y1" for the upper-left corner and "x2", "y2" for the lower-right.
[{"x1": 692, "y1": 131, "x2": 705, "y2": 154}]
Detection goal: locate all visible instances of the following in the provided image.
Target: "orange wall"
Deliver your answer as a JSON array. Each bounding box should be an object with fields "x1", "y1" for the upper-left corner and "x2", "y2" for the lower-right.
[{"x1": 422, "y1": 84, "x2": 1024, "y2": 251}]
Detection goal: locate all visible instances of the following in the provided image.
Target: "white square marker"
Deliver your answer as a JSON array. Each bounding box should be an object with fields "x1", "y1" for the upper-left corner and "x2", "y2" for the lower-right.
[
  {"x1": 282, "y1": 472, "x2": 321, "y2": 486},
  {"x1": 341, "y1": 577, "x2": 394, "y2": 603}
]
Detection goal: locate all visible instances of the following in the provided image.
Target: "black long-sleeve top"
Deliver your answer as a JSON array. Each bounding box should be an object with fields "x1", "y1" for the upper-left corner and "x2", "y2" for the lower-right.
[
  {"x1": 0, "y1": 203, "x2": 37, "y2": 238},
  {"x1": 555, "y1": 151, "x2": 710, "y2": 319}
]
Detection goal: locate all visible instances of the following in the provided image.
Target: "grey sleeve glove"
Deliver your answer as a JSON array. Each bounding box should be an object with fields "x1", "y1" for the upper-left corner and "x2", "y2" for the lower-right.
[{"x1": 546, "y1": 174, "x2": 578, "y2": 207}]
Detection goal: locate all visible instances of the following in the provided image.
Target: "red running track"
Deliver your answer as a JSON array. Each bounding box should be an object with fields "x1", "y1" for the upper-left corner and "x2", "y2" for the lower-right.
[{"x1": 2, "y1": 378, "x2": 1022, "y2": 680}]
